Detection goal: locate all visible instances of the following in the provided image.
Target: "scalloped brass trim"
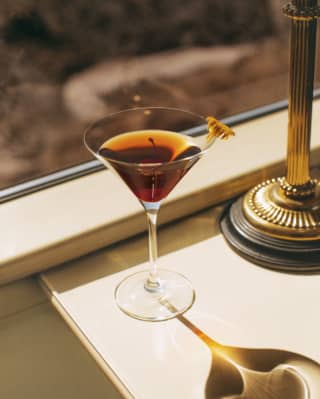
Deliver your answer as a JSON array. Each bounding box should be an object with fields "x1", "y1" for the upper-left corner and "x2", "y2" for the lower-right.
[
  {"x1": 279, "y1": 177, "x2": 318, "y2": 198},
  {"x1": 243, "y1": 178, "x2": 320, "y2": 240},
  {"x1": 283, "y1": 3, "x2": 320, "y2": 20}
]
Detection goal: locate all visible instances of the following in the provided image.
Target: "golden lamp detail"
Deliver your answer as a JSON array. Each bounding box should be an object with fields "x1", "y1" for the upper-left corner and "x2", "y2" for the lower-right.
[{"x1": 221, "y1": 0, "x2": 320, "y2": 271}]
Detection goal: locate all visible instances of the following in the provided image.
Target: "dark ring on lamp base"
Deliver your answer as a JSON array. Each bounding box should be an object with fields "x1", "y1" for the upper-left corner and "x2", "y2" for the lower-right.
[{"x1": 220, "y1": 197, "x2": 320, "y2": 273}]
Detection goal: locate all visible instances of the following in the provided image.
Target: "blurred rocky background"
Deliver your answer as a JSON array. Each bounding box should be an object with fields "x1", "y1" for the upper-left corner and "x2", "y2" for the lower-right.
[{"x1": 0, "y1": 0, "x2": 304, "y2": 188}]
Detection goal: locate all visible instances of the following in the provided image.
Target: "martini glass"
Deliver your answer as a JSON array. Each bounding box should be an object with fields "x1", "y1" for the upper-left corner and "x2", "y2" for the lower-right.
[{"x1": 84, "y1": 107, "x2": 215, "y2": 321}]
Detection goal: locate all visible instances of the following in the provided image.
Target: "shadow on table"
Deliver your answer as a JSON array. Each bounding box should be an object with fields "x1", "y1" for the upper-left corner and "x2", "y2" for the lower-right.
[{"x1": 174, "y1": 309, "x2": 320, "y2": 399}]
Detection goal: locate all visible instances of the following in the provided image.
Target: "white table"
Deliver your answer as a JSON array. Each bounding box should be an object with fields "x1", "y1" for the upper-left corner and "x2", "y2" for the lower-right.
[{"x1": 41, "y1": 206, "x2": 320, "y2": 398}]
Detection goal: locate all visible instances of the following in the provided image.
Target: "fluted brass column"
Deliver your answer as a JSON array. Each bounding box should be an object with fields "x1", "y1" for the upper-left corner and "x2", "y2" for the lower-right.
[
  {"x1": 221, "y1": 0, "x2": 320, "y2": 271},
  {"x1": 282, "y1": 0, "x2": 317, "y2": 196}
]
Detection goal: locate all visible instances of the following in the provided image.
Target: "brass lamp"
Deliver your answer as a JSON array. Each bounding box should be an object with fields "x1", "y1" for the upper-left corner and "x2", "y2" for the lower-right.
[{"x1": 221, "y1": 0, "x2": 320, "y2": 271}]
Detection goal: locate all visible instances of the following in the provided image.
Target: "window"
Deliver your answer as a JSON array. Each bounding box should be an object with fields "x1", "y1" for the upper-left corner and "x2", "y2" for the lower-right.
[{"x1": 0, "y1": 0, "x2": 296, "y2": 194}]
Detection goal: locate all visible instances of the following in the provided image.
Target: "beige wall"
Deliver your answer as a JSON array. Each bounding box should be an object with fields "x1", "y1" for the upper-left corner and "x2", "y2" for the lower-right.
[{"x1": 0, "y1": 277, "x2": 122, "y2": 399}]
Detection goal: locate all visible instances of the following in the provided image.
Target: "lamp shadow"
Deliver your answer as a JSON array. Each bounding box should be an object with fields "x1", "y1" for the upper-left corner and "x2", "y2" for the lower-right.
[{"x1": 176, "y1": 312, "x2": 320, "y2": 399}]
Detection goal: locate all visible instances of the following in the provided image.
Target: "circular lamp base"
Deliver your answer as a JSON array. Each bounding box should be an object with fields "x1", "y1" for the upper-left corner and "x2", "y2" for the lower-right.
[{"x1": 220, "y1": 197, "x2": 320, "y2": 273}]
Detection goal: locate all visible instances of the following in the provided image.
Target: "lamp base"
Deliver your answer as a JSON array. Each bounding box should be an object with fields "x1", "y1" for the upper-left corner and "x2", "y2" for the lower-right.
[{"x1": 220, "y1": 197, "x2": 320, "y2": 273}]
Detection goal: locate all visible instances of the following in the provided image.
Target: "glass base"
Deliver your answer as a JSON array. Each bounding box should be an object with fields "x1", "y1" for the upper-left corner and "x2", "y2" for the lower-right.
[{"x1": 114, "y1": 269, "x2": 195, "y2": 321}]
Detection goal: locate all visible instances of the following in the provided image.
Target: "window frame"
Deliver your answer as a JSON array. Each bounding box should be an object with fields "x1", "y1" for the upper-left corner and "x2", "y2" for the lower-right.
[{"x1": 0, "y1": 98, "x2": 294, "y2": 204}]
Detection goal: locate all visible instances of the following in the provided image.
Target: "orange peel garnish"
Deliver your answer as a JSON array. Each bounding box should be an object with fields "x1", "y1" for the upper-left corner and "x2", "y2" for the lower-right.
[{"x1": 206, "y1": 116, "x2": 235, "y2": 141}]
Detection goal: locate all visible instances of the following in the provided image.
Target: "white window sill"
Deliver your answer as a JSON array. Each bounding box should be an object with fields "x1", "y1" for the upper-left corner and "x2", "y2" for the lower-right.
[{"x1": 1, "y1": 101, "x2": 320, "y2": 285}]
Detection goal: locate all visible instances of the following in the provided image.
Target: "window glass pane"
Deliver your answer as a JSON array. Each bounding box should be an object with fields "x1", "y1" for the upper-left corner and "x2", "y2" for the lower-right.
[{"x1": 0, "y1": 0, "x2": 309, "y2": 189}]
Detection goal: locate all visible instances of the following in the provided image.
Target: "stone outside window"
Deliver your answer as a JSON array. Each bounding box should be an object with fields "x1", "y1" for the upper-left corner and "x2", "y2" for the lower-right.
[{"x1": 0, "y1": 0, "x2": 299, "y2": 189}]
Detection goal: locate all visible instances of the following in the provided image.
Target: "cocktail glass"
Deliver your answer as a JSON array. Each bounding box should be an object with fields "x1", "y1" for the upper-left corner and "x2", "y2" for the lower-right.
[{"x1": 84, "y1": 107, "x2": 216, "y2": 321}]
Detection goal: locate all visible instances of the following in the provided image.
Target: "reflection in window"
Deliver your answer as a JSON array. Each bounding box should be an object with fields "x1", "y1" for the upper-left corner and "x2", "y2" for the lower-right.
[{"x1": 0, "y1": 0, "x2": 293, "y2": 189}]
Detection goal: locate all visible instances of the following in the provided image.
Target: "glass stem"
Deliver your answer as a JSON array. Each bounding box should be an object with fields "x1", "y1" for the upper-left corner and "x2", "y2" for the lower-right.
[{"x1": 143, "y1": 201, "x2": 161, "y2": 292}]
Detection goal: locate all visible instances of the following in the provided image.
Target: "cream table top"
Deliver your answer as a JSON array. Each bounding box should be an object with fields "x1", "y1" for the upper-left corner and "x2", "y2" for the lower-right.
[{"x1": 41, "y1": 204, "x2": 320, "y2": 399}]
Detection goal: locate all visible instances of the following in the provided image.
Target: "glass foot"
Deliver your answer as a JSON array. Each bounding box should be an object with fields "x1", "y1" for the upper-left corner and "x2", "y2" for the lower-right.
[{"x1": 114, "y1": 269, "x2": 195, "y2": 321}]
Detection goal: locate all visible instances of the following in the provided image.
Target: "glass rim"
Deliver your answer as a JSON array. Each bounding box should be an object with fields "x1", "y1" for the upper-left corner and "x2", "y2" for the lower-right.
[{"x1": 83, "y1": 106, "x2": 213, "y2": 168}]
